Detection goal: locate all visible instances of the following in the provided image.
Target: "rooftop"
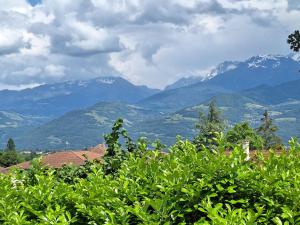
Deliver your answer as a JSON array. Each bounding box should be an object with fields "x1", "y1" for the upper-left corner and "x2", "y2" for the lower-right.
[{"x1": 0, "y1": 144, "x2": 106, "y2": 173}]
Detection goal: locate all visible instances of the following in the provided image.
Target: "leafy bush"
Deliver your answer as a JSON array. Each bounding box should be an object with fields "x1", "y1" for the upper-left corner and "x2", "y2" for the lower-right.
[
  {"x1": 0, "y1": 135, "x2": 299, "y2": 224},
  {"x1": 226, "y1": 122, "x2": 264, "y2": 150}
]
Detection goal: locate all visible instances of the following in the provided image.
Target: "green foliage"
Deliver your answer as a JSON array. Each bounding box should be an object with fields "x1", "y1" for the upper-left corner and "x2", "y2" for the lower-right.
[
  {"x1": 0, "y1": 135, "x2": 299, "y2": 224},
  {"x1": 0, "y1": 151, "x2": 22, "y2": 167},
  {"x1": 0, "y1": 138, "x2": 23, "y2": 167},
  {"x1": 54, "y1": 161, "x2": 101, "y2": 184},
  {"x1": 103, "y1": 118, "x2": 146, "y2": 175},
  {"x1": 288, "y1": 30, "x2": 300, "y2": 52},
  {"x1": 226, "y1": 122, "x2": 264, "y2": 150},
  {"x1": 257, "y1": 111, "x2": 282, "y2": 149},
  {"x1": 193, "y1": 99, "x2": 225, "y2": 150}
]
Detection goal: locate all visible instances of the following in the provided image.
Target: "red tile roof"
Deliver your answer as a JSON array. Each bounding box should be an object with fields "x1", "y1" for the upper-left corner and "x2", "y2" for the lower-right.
[
  {"x1": 0, "y1": 145, "x2": 106, "y2": 173},
  {"x1": 87, "y1": 144, "x2": 106, "y2": 156}
]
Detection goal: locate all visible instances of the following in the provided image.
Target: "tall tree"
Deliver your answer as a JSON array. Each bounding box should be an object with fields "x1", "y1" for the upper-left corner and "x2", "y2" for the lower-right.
[
  {"x1": 6, "y1": 138, "x2": 16, "y2": 151},
  {"x1": 288, "y1": 30, "x2": 300, "y2": 52},
  {"x1": 257, "y1": 111, "x2": 281, "y2": 149},
  {"x1": 193, "y1": 99, "x2": 225, "y2": 150}
]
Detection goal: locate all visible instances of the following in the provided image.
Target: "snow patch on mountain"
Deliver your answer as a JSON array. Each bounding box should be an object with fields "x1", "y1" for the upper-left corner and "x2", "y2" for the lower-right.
[
  {"x1": 247, "y1": 54, "x2": 282, "y2": 69},
  {"x1": 165, "y1": 61, "x2": 239, "y2": 90},
  {"x1": 77, "y1": 80, "x2": 89, "y2": 87},
  {"x1": 96, "y1": 78, "x2": 116, "y2": 84},
  {"x1": 291, "y1": 53, "x2": 300, "y2": 62},
  {"x1": 208, "y1": 61, "x2": 238, "y2": 79}
]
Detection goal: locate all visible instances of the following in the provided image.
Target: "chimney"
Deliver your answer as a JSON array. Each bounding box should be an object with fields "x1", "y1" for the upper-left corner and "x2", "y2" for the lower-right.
[{"x1": 242, "y1": 140, "x2": 250, "y2": 161}]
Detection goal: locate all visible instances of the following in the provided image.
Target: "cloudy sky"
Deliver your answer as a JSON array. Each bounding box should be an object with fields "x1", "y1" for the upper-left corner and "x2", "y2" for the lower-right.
[{"x1": 0, "y1": 0, "x2": 299, "y2": 89}]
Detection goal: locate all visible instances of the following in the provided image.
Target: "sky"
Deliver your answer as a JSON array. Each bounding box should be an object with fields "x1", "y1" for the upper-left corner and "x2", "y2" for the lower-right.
[{"x1": 0, "y1": 0, "x2": 299, "y2": 90}]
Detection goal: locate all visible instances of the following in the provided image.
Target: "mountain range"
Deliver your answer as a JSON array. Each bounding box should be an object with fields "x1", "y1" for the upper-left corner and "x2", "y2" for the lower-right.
[
  {"x1": 0, "y1": 77, "x2": 158, "y2": 118},
  {"x1": 141, "y1": 54, "x2": 300, "y2": 112},
  {"x1": 1, "y1": 54, "x2": 300, "y2": 149}
]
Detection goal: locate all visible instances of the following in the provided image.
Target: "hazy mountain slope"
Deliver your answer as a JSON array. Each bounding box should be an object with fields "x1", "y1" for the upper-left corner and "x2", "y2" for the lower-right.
[
  {"x1": 165, "y1": 61, "x2": 239, "y2": 90},
  {"x1": 0, "y1": 111, "x2": 48, "y2": 148},
  {"x1": 15, "y1": 102, "x2": 158, "y2": 150},
  {"x1": 165, "y1": 77, "x2": 204, "y2": 90},
  {"x1": 140, "y1": 84, "x2": 232, "y2": 112},
  {"x1": 240, "y1": 79, "x2": 300, "y2": 104},
  {"x1": 0, "y1": 77, "x2": 159, "y2": 117}
]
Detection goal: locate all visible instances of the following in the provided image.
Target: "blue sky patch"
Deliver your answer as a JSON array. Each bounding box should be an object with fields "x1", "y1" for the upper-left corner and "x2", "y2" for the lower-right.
[{"x1": 27, "y1": 0, "x2": 41, "y2": 6}]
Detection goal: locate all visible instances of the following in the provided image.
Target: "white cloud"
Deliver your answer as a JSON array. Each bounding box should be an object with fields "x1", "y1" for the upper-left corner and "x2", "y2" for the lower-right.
[
  {"x1": 12, "y1": 67, "x2": 42, "y2": 76},
  {"x1": 0, "y1": 83, "x2": 41, "y2": 91},
  {"x1": 45, "y1": 64, "x2": 66, "y2": 77},
  {"x1": 0, "y1": 0, "x2": 31, "y2": 13},
  {"x1": 0, "y1": 0, "x2": 298, "y2": 89},
  {"x1": 60, "y1": 18, "x2": 122, "y2": 56},
  {"x1": 20, "y1": 32, "x2": 50, "y2": 56},
  {"x1": 0, "y1": 28, "x2": 25, "y2": 55}
]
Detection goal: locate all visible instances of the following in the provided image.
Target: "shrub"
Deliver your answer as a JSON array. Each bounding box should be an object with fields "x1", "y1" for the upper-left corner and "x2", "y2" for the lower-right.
[{"x1": 0, "y1": 137, "x2": 299, "y2": 224}]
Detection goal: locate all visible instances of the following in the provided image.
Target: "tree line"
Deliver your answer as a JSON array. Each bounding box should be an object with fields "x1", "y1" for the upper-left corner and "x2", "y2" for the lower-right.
[{"x1": 193, "y1": 99, "x2": 282, "y2": 151}]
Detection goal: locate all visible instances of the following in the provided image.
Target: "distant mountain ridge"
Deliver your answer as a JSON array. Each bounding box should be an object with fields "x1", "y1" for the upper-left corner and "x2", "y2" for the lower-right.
[
  {"x1": 165, "y1": 54, "x2": 300, "y2": 90},
  {"x1": 165, "y1": 61, "x2": 239, "y2": 90},
  {"x1": 0, "y1": 76, "x2": 159, "y2": 118},
  {"x1": 205, "y1": 54, "x2": 300, "y2": 91}
]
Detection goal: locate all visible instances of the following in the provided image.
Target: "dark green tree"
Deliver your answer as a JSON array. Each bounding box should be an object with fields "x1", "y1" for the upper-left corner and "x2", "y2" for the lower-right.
[
  {"x1": 193, "y1": 99, "x2": 225, "y2": 150},
  {"x1": 226, "y1": 122, "x2": 263, "y2": 150},
  {"x1": 257, "y1": 111, "x2": 281, "y2": 149},
  {"x1": 0, "y1": 138, "x2": 22, "y2": 167},
  {"x1": 6, "y1": 138, "x2": 16, "y2": 151},
  {"x1": 0, "y1": 151, "x2": 22, "y2": 167},
  {"x1": 288, "y1": 30, "x2": 300, "y2": 52}
]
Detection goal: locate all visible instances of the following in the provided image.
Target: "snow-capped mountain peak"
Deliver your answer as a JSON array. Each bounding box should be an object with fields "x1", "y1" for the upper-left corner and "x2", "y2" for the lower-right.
[
  {"x1": 247, "y1": 54, "x2": 283, "y2": 69},
  {"x1": 166, "y1": 54, "x2": 300, "y2": 90},
  {"x1": 165, "y1": 61, "x2": 239, "y2": 90}
]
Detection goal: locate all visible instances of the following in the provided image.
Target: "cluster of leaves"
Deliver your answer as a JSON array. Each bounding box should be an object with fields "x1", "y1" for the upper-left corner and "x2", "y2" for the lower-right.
[
  {"x1": 288, "y1": 30, "x2": 300, "y2": 52},
  {"x1": 226, "y1": 122, "x2": 264, "y2": 150},
  {"x1": 0, "y1": 129, "x2": 300, "y2": 224}
]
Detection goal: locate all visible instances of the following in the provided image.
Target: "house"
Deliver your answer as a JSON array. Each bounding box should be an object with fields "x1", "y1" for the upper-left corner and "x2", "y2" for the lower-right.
[{"x1": 0, "y1": 144, "x2": 106, "y2": 173}]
